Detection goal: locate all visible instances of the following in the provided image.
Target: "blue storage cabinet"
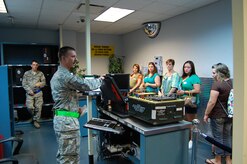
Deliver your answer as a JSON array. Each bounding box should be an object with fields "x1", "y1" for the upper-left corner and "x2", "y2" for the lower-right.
[
  {"x1": 78, "y1": 98, "x2": 97, "y2": 137},
  {"x1": 0, "y1": 66, "x2": 14, "y2": 157}
]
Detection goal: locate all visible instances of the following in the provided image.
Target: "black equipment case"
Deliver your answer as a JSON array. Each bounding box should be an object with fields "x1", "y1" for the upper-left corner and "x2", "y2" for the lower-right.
[{"x1": 128, "y1": 96, "x2": 185, "y2": 125}]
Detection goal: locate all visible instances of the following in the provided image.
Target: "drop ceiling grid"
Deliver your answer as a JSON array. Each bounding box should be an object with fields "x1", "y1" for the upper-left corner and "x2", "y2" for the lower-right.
[{"x1": 0, "y1": 0, "x2": 220, "y2": 34}]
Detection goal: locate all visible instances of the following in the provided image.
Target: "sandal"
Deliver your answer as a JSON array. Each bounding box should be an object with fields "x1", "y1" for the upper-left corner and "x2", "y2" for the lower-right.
[{"x1": 205, "y1": 159, "x2": 215, "y2": 164}]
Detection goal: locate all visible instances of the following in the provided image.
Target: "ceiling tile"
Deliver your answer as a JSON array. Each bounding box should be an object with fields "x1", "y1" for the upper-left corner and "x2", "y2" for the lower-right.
[
  {"x1": 125, "y1": 10, "x2": 160, "y2": 21},
  {"x1": 5, "y1": 0, "x2": 42, "y2": 9},
  {"x1": 1, "y1": 0, "x2": 219, "y2": 34},
  {"x1": 113, "y1": 0, "x2": 153, "y2": 10},
  {"x1": 140, "y1": 1, "x2": 178, "y2": 14},
  {"x1": 43, "y1": 0, "x2": 77, "y2": 11},
  {"x1": 8, "y1": 9, "x2": 40, "y2": 25},
  {"x1": 146, "y1": 14, "x2": 171, "y2": 22},
  {"x1": 183, "y1": 0, "x2": 218, "y2": 8},
  {"x1": 39, "y1": 9, "x2": 71, "y2": 24},
  {"x1": 156, "y1": 0, "x2": 194, "y2": 6},
  {"x1": 161, "y1": 6, "x2": 192, "y2": 17},
  {"x1": 57, "y1": 0, "x2": 81, "y2": 2},
  {"x1": 100, "y1": 20, "x2": 142, "y2": 34}
]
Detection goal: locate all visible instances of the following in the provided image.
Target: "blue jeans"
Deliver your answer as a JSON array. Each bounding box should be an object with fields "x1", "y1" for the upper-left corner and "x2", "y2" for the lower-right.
[{"x1": 210, "y1": 117, "x2": 232, "y2": 156}]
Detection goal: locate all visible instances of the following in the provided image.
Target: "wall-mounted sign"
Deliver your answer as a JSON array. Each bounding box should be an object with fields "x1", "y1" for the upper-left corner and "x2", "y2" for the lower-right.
[{"x1": 91, "y1": 45, "x2": 114, "y2": 57}]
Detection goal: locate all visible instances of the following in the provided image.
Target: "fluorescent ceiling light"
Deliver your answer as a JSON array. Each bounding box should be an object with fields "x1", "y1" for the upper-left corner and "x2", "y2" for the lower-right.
[
  {"x1": 94, "y1": 7, "x2": 134, "y2": 22},
  {"x1": 0, "y1": 0, "x2": 7, "y2": 13}
]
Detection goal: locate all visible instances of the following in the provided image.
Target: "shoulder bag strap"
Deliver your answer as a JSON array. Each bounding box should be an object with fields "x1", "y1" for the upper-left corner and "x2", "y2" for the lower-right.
[
  {"x1": 217, "y1": 80, "x2": 232, "y2": 115},
  {"x1": 225, "y1": 80, "x2": 232, "y2": 89},
  {"x1": 217, "y1": 98, "x2": 229, "y2": 115}
]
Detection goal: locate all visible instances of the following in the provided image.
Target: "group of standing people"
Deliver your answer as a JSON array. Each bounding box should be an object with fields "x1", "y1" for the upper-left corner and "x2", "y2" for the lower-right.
[
  {"x1": 130, "y1": 59, "x2": 201, "y2": 150},
  {"x1": 22, "y1": 46, "x2": 103, "y2": 163},
  {"x1": 129, "y1": 60, "x2": 232, "y2": 164},
  {"x1": 129, "y1": 59, "x2": 201, "y2": 124},
  {"x1": 22, "y1": 46, "x2": 232, "y2": 164}
]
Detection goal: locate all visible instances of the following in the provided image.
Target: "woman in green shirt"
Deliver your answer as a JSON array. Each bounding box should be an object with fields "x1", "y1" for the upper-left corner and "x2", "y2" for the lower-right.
[
  {"x1": 177, "y1": 60, "x2": 201, "y2": 119},
  {"x1": 177, "y1": 60, "x2": 201, "y2": 149},
  {"x1": 140, "y1": 62, "x2": 161, "y2": 93}
]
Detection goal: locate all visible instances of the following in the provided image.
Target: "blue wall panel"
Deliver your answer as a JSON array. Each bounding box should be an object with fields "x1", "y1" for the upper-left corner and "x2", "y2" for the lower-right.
[{"x1": 0, "y1": 66, "x2": 13, "y2": 157}]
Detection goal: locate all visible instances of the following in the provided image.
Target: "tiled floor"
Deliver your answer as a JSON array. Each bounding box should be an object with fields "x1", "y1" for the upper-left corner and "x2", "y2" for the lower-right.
[{"x1": 14, "y1": 121, "x2": 216, "y2": 164}]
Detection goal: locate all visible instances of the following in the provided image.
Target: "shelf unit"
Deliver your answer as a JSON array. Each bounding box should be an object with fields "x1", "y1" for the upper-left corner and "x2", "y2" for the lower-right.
[
  {"x1": 1, "y1": 43, "x2": 58, "y2": 65},
  {"x1": 0, "y1": 42, "x2": 59, "y2": 125}
]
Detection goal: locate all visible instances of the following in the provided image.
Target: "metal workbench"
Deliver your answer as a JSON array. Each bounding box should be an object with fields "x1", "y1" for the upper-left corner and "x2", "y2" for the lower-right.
[{"x1": 99, "y1": 108, "x2": 191, "y2": 164}]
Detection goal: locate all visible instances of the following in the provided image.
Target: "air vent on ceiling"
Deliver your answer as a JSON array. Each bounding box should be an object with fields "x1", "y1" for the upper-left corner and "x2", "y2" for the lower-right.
[{"x1": 76, "y1": 3, "x2": 104, "y2": 10}]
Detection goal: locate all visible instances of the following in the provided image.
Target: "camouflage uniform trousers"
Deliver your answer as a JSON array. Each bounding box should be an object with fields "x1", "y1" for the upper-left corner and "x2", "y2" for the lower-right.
[
  {"x1": 55, "y1": 130, "x2": 80, "y2": 164},
  {"x1": 26, "y1": 91, "x2": 43, "y2": 121}
]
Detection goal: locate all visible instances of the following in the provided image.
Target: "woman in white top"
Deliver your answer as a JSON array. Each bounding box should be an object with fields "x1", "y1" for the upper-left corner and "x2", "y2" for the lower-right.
[{"x1": 159, "y1": 59, "x2": 180, "y2": 96}]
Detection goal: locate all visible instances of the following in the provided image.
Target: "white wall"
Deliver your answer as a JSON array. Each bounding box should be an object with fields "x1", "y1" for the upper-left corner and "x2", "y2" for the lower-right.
[
  {"x1": 63, "y1": 31, "x2": 123, "y2": 75},
  {"x1": 122, "y1": 0, "x2": 232, "y2": 78},
  {"x1": 63, "y1": 30, "x2": 77, "y2": 48}
]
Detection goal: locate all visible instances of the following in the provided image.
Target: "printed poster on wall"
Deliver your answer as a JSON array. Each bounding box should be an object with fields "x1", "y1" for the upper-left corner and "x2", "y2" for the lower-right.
[
  {"x1": 154, "y1": 56, "x2": 163, "y2": 76},
  {"x1": 91, "y1": 45, "x2": 114, "y2": 57}
]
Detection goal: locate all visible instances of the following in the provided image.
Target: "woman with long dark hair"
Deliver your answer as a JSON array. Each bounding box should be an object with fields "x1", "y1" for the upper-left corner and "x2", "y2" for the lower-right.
[
  {"x1": 140, "y1": 62, "x2": 160, "y2": 93},
  {"x1": 177, "y1": 60, "x2": 201, "y2": 149},
  {"x1": 178, "y1": 60, "x2": 201, "y2": 120},
  {"x1": 129, "y1": 64, "x2": 143, "y2": 94}
]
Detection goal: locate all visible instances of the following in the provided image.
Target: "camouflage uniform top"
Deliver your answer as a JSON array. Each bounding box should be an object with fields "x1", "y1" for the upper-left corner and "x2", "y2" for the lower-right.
[
  {"x1": 22, "y1": 70, "x2": 46, "y2": 94},
  {"x1": 50, "y1": 65, "x2": 102, "y2": 132}
]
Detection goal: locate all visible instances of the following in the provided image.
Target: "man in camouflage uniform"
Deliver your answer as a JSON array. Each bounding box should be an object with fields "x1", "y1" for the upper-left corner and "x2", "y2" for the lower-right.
[
  {"x1": 50, "y1": 46, "x2": 102, "y2": 164},
  {"x1": 22, "y1": 60, "x2": 46, "y2": 128}
]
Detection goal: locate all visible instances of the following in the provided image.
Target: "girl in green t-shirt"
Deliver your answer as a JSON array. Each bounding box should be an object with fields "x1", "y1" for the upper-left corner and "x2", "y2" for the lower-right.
[
  {"x1": 177, "y1": 60, "x2": 201, "y2": 149},
  {"x1": 177, "y1": 60, "x2": 201, "y2": 118},
  {"x1": 140, "y1": 62, "x2": 161, "y2": 93}
]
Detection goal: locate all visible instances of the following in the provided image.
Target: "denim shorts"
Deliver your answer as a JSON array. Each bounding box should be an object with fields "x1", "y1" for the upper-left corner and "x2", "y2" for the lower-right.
[{"x1": 210, "y1": 117, "x2": 232, "y2": 156}]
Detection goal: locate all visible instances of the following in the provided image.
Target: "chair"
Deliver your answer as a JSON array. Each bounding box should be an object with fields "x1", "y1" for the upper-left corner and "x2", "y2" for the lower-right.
[
  {"x1": 0, "y1": 137, "x2": 23, "y2": 164},
  {"x1": 0, "y1": 137, "x2": 38, "y2": 164}
]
